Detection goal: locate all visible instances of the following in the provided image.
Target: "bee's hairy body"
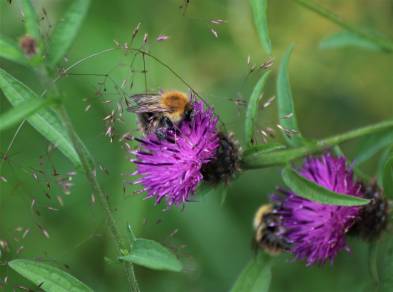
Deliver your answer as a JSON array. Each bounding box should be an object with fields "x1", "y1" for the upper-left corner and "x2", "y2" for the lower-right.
[
  {"x1": 253, "y1": 204, "x2": 290, "y2": 255},
  {"x1": 128, "y1": 90, "x2": 193, "y2": 138}
]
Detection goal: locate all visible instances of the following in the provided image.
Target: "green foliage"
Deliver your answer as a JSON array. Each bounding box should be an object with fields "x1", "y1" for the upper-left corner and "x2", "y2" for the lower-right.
[
  {"x1": 249, "y1": 0, "x2": 272, "y2": 54},
  {"x1": 47, "y1": 0, "x2": 90, "y2": 68},
  {"x1": 382, "y1": 149, "x2": 393, "y2": 198},
  {"x1": 277, "y1": 45, "x2": 305, "y2": 147},
  {"x1": 0, "y1": 69, "x2": 80, "y2": 166},
  {"x1": 243, "y1": 142, "x2": 286, "y2": 156},
  {"x1": 282, "y1": 166, "x2": 370, "y2": 206},
  {"x1": 354, "y1": 129, "x2": 393, "y2": 166},
  {"x1": 320, "y1": 31, "x2": 381, "y2": 51},
  {"x1": 231, "y1": 253, "x2": 272, "y2": 292},
  {"x1": 380, "y1": 236, "x2": 393, "y2": 291},
  {"x1": 20, "y1": 0, "x2": 42, "y2": 44},
  {"x1": 294, "y1": 0, "x2": 393, "y2": 52},
  {"x1": 0, "y1": 36, "x2": 29, "y2": 65},
  {"x1": 9, "y1": 259, "x2": 93, "y2": 292},
  {"x1": 119, "y1": 239, "x2": 183, "y2": 272},
  {"x1": 0, "y1": 97, "x2": 54, "y2": 132},
  {"x1": 244, "y1": 70, "x2": 271, "y2": 147}
]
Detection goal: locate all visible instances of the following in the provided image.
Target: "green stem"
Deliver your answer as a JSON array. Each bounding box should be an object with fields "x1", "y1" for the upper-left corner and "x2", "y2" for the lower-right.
[
  {"x1": 294, "y1": 0, "x2": 393, "y2": 52},
  {"x1": 56, "y1": 105, "x2": 139, "y2": 292},
  {"x1": 368, "y1": 242, "x2": 380, "y2": 289},
  {"x1": 242, "y1": 119, "x2": 393, "y2": 169},
  {"x1": 37, "y1": 59, "x2": 139, "y2": 291}
]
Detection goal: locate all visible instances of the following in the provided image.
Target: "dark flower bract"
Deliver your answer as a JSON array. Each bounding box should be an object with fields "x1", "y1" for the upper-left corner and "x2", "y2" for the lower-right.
[{"x1": 132, "y1": 100, "x2": 219, "y2": 206}]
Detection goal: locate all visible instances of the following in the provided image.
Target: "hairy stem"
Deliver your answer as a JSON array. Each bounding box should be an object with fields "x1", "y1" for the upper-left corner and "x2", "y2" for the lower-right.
[
  {"x1": 56, "y1": 105, "x2": 139, "y2": 292},
  {"x1": 37, "y1": 63, "x2": 139, "y2": 291},
  {"x1": 242, "y1": 119, "x2": 393, "y2": 169},
  {"x1": 368, "y1": 242, "x2": 380, "y2": 289},
  {"x1": 294, "y1": 0, "x2": 393, "y2": 52}
]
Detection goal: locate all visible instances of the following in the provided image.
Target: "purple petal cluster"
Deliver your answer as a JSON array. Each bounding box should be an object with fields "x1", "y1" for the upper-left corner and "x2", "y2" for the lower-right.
[
  {"x1": 275, "y1": 153, "x2": 363, "y2": 265},
  {"x1": 132, "y1": 101, "x2": 219, "y2": 206}
]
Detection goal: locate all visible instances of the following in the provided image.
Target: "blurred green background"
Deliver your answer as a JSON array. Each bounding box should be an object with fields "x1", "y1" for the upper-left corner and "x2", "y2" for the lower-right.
[{"x1": 1, "y1": 0, "x2": 393, "y2": 291}]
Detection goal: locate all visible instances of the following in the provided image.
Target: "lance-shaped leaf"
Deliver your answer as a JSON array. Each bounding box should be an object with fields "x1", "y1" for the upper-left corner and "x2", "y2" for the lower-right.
[
  {"x1": 119, "y1": 239, "x2": 182, "y2": 272},
  {"x1": 354, "y1": 129, "x2": 393, "y2": 166},
  {"x1": 0, "y1": 69, "x2": 80, "y2": 166},
  {"x1": 0, "y1": 97, "x2": 54, "y2": 132},
  {"x1": 9, "y1": 259, "x2": 93, "y2": 292},
  {"x1": 0, "y1": 37, "x2": 29, "y2": 65},
  {"x1": 282, "y1": 166, "x2": 369, "y2": 206},
  {"x1": 21, "y1": 0, "x2": 42, "y2": 42},
  {"x1": 245, "y1": 70, "x2": 271, "y2": 147},
  {"x1": 249, "y1": 0, "x2": 272, "y2": 55},
  {"x1": 231, "y1": 253, "x2": 272, "y2": 292},
  {"x1": 47, "y1": 0, "x2": 90, "y2": 68},
  {"x1": 320, "y1": 31, "x2": 381, "y2": 51},
  {"x1": 277, "y1": 45, "x2": 306, "y2": 147},
  {"x1": 382, "y1": 150, "x2": 393, "y2": 198}
]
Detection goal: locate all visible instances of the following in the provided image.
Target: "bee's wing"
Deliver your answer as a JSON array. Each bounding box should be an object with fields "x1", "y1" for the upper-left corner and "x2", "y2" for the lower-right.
[{"x1": 127, "y1": 93, "x2": 167, "y2": 113}]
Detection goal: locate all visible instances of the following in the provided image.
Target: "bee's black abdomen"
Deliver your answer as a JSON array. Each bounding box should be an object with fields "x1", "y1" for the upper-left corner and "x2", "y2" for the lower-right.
[
  {"x1": 349, "y1": 184, "x2": 389, "y2": 241},
  {"x1": 201, "y1": 132, "x2": 241, "y2": 184}
]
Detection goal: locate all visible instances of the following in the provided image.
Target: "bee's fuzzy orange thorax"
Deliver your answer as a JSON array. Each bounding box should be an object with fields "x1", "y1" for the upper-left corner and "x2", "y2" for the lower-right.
[{"x1": 160, "y1": 91, "x2": 190, "y2": 122}]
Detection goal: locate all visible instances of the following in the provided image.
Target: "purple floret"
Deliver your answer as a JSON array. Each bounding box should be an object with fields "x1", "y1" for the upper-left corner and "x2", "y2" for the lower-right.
[
  {"x1": 277, "y1": 153, "x2": 363, "y2": 265},
  {"x1": 132, "y1": 101, "x2": 219, "y2": 206}
]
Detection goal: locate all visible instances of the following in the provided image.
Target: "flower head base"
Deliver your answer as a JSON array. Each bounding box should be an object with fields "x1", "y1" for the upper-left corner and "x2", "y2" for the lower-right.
[
  {"x1": 276, "y1": 153, "x2": 363, "y2": 265},
  {"x1": 201, "y1": 132, "x2": 241, "y2": 185},
  {"x1": 132, "y1": 100, "x2": 219, "y2": 206},
  {"x1": 349, "y1": 182, "x2": 389, "y2": 241}
]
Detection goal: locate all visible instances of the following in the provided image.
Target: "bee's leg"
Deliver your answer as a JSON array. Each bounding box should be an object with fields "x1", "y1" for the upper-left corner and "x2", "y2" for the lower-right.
[
  {"x1": 155, "y1": 128, "x2": 167, "y2": 140},
  {"x1": 161, "y1": 116, "x2": 174, "y2": 129},
  {"x1": 184, "y1": 108, "x2": 194, "y2": 121}
]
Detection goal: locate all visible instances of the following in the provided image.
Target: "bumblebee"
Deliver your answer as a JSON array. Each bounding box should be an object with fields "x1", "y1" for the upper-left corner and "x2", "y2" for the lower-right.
[
  {"x1": 253, "y1": 204, "x2": 290, "y2": 255},
  {"x1": 127, "y1": 90, "x2": 193, "y2": 139}
]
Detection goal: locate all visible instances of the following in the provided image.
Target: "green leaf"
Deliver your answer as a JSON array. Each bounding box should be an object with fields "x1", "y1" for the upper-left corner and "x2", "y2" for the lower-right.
[
  {"x1": 244, "y1": 70, "x2": 271, "y2": 147},
  {"x1": 231, "y1": 253, "x2": 272, "y2": 292},
  {"x1": 21, "y1": 0, "x2": 42, "y2": 42},
  {"x1": 249, "y1": 0, "x2": 272, "y2": 54},
  {"x1": 354, "y1": 129, "x2": 393, "y2": 166},
  {"x1": 0, "y1": 36, "x2": 29, "y2": 65},
  {"x1": 382, "y1": 150, "x2": 393, "y2": 198},
  {"x1": 0, "y1": 98, "x2": 54, "y2": 132},
  {"x1": 282, "y1": 166, "x2": 370, "y2": 206},
  {"x1": 243, "y1": 142, "x2": 286, "y2": 156},
  {"x1": 0, "y1": 69, "x2": 80, "y2": 166},
  {"x1": 9, "y1": 259, "x2": 93, "y2": 292},
  {"x1": 119, "y1": 239, "x2": 182, "y2": 272},
  {"x1": 320, "y1": 31, "x2": 381, "y2": 51},
  {"x1": 277, "y1": 45, "x2": 305, "y2": 147},
  {"x1": 47, "y1": 0, "x2": 90, "y2": 68},
  {"x1": 294, "y1": 0, "x2": 393, "y2": 52}
]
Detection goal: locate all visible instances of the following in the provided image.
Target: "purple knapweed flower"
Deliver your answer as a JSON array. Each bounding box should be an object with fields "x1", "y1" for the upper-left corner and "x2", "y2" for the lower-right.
[
  {"x1": 131, "y1": 100, "x2": 219, "y2": 206},
  {"x1": 276, "y1": 153, "x2": 363, "y2": 265}
]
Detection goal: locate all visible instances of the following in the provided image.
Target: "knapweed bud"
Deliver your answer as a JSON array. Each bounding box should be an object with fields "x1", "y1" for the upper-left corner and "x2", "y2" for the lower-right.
[
  {"x1": 349, "y1": 183, "x2": 389, "y2": 241},
  {"x1": 201, "y1": 132, "x2": 241, "y2": 185},
  {"x1": 19, "y1": 35, "x2": 37, "y2": 57}
]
